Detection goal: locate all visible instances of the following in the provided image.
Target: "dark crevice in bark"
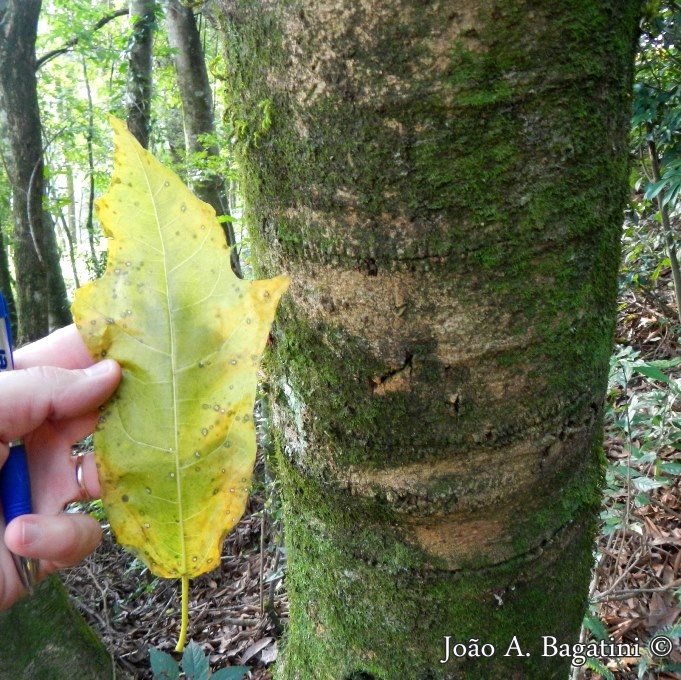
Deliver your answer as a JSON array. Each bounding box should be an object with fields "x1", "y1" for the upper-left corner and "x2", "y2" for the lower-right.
[{"x1": 370, "y1": 351, "x2": 413, "y2": 393}]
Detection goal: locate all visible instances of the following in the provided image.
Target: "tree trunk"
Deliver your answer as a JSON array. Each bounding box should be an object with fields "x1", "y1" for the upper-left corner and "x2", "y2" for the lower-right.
[
  {"x1": 43, "y1": 209, "x2": 72, "y2": 329},
  {"x1": 0, "y1": 0, "x2": 49, "y2": 344},
  {"x1": 164, "y1": 0, "x2": 240, "y2": 272},
  {"x1": 217, "y1": 2, "x2": 641, "y2": 679},
  {"x1": 0, "y1": 169, "x2": 15, "y2": 331},
  {"x1": 126, "y1": 0, "x2": 156, "y2": 149},
  {"x1": 0, "y1": 227, "x2": 17, "y2": 338},
  {"x1": 0, "y1": 576, "x2": 120, "y2": 679},
  {"x1": 61, "y1": 166, "x2": 81, "y2": 289},
  {"x1": 164, "y1": 0, "x2": 217, "y2": 160}
]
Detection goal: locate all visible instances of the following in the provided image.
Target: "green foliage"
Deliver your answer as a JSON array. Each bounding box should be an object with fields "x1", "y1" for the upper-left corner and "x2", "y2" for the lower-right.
[
  {"x1": 619, "y1": 205, "x2": 671, "y2": 291},
  {"x1": 35, "y1": 2, "x2": 131, "y2": 290},
  {"x1": 576, "y1": 613, "x2": 681, "y2": 679},
  {"x1": 149, "y1": 642, "x2": 248, "y2": 680},
  {"x1": 580, "y1": 347, "x2": 681, "y2": 678},
  {"x1": 585, "y1": 657, "x2": 615, "y2": 680},
  {"x1": 582, "y1": 613, "x2": 610, "y2": 642},
  {"x1": 7, "y1": 0, "x2": 239, "y2": 300},
  {"x1": 631, "y1": 3, "x2": 681, "y2": 207},
  {"x1": 628, "y1": 2, "x2": 681, "y2": 318},
  {"x1": 602, "y1": 347, "x2": 681, "y2": 533},
  {"x1": 633, "y1": 623, "x2": 681, "y2": 679}
]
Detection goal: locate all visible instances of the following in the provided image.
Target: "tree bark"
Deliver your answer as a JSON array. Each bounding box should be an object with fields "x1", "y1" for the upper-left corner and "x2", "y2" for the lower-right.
[
  {"x1": 217, "y1": 1, "x2": 641, "y2": 679},
  {"x1": 164, "y1": 0, "x2": 240, "y2": 272},
  {"x1": 0, "y1": 226, "x2": 16, "y2": 338},
  {"x1": 126, "y1": 0, "x2": 156, "y2": 149},
  {"x1": 0, "y1": 0, "x2": 49, "y2": 344},
  {"x1": 43, "y1": 209, "x2": 72, "y2": 329},
  {"x1": 0, "y1": 576, "x2": 120, "y2": 679}
]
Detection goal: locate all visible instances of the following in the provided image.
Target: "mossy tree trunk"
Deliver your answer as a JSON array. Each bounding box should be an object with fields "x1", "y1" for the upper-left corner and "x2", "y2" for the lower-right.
[
  {"x1": 0, "y1": 576, "x2": 118, "y2": 679},
  {"x1": 125, "y1": 0, "x2": 156, "y2": 149},
  {"x1": 0, "y1": 0, "x2": 72, "y2": 340},
  {"x1": 217, "y1": 2, "x2": 641, "y2": 678}
]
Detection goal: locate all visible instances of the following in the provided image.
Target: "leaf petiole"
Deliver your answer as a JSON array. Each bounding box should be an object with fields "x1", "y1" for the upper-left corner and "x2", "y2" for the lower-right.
[{"x1": 175, "y1": 574, "x2": 190, "y2": 653}]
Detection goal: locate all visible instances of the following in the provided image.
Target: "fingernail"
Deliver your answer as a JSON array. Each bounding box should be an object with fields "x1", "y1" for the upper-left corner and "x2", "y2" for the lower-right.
[
  {"x1": 84, "y1": 360, "x2": 113, "y2": 377},
  {"x1": 21, "y1": 519, "x2": 42, "y2": 547}
]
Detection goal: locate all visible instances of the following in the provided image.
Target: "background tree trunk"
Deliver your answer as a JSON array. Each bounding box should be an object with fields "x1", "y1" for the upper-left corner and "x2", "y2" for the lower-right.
[
  {"x1": 0, "y1": 0, "x2": 49, "y2": 343},
  {"x1": 217, "y1": 1, "x2": 642, "y2": 678},
  {"x1": 0, "y1": 228, "x2": 16, "y2": 337},
  {"x1": 164, "y1": 0, "x2": 240, "y2": 272},
  {"x1": 43, "y1": 209, "x2": 72, "y2": 329},
  {"x1": 126, "y1": 0, "x2": 156, "y2": 149}
]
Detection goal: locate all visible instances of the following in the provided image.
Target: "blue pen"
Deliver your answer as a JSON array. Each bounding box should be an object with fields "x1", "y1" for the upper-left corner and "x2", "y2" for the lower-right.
[{"x1": 0, "y1": 291, "x2": 39, "y2": 591}]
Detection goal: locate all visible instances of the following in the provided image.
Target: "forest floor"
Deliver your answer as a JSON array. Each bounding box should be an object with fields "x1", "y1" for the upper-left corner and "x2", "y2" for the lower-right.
[
  {"x1": 577, "y1": 272, "x2": 681, "y2": 680},
  {"x1": 62, "y1": 265, "x2": 681, "y2": 680}
]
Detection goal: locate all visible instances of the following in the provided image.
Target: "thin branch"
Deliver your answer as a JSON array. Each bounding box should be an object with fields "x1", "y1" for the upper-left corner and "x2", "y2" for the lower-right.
[
  {"x1": 26, "y1": 127, "x2": 66, "y2": 263},
  {"x1": 35, "y1": 8, "x2": 128, "y2": 71},
  {"x1": 592, "y1": 582, "x2": 681, "y2": 603},
  {"x1": 81, "y1": 57, "x2": 101, "y2": 275}
]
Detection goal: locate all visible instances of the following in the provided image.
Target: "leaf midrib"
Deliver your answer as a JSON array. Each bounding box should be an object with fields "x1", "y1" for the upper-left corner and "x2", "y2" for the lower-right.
[{"x1": 135, "y1": 150, "x2": 186, "y2": 577}]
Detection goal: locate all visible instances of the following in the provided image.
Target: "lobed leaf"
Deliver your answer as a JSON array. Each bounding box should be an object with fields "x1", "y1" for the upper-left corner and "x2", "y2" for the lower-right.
[
  {"x1": 182, "y1": 642, "x2": 210, "y2": 680},
  {"x1": 211, "y1": 668, "x2": 249, "y2": 680},
  {"x1": 72, "y1": 118, "x2": 289, "y2": 583},
  {"x1": 149, "y1": 647, "x2": 180, "y2": 680}
]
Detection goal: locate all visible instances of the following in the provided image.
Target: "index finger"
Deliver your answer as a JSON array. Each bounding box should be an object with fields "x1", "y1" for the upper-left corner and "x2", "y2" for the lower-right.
[{"x1": 14, "y1": 325, "x2": 94, "y2": 371}]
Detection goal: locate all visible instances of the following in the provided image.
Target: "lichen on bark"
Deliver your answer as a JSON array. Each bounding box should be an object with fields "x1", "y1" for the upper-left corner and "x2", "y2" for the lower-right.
[{"x1": 216, "y1": 0, "x2": 641, "y2": 677}]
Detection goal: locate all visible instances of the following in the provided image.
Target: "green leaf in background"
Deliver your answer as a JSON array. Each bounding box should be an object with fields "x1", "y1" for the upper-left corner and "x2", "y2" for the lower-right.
[
  {"x1": 149, "y1": 647, "x2": 180, "y2": 680},
  {"x1": 582, "y1": 614, "x2": 609, "y2": 642},
  {"x1": 182, "y1": 642, "x2": 210, "y2": 680},
  {"x1": 632, "y1": 363, "x2": 672, "y2": 383},
  {"x1": 211, "y1": 667, "x2": 249, "y2": 680},
  {"x1": 632, "y1": 476, "x2": 666, "y2": 493}
]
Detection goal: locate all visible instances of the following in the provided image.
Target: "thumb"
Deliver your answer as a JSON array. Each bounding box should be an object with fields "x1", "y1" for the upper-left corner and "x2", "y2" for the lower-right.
[
  {"x1": 5, "y1": 513, "x2": 102, "y2": 569},
  {"x1": 0, "y1": 360, "x2": 121, "y2": 448}
]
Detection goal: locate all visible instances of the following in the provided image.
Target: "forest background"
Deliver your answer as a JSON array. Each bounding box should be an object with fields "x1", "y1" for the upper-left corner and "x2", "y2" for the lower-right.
[{"x1": 0, "y1": 1, "x2": 681, "y2": 679}]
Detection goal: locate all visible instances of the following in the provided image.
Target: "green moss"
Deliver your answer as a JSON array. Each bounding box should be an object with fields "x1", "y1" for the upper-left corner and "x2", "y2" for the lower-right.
[
  {"x1": 510, "y1": 434, "x2": 605, "y2": 555},
  {"x1": 0, "y1": 577, "x2": 113, "y2": 679},
  {"x1": 277, "y1": 446, "x2": 598, "y2": 679},
  {"x1": 222, "y1": 0, "x2": 637, "y2": 273}
]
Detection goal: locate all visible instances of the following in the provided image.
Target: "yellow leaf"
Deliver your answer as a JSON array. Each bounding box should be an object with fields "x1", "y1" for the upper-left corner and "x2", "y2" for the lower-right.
[{"x1": 72, "y1": 118, "x2": 288, "y2": 584}]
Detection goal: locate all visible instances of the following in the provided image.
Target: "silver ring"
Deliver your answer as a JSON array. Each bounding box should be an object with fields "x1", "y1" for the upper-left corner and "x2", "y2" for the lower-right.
[{"x1": 72, "y1": 451, "x2": 91, "y2": 501}]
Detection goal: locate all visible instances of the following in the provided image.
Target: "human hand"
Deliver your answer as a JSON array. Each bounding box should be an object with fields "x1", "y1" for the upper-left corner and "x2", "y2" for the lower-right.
[{"x1": 0, "y1": 324, "x2": 121, "y2": 609}]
